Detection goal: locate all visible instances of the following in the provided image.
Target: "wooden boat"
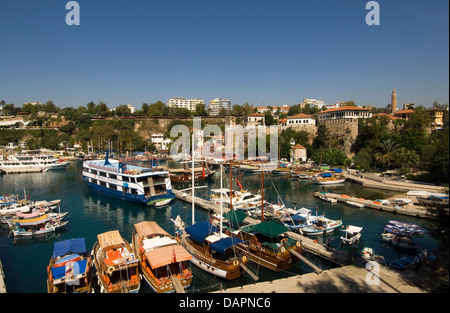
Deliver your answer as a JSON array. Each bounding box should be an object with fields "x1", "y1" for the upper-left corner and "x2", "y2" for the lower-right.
[
  {"x1": 47, "y1": 238, "x2": 93, "y2": 293},
  {"x1": 388, "y1": 220, "x2": 425, "y2": 235},
  {"x1": 312, "y1": 173, "x2": 345, "y2": 185},
  {"x1": 389, "y1": 257, "x2": 414, "y2": 270},
  {"x1": 340, "y1": 225, "x2": 363, "y2": 245},
  {"x1": 173, "y1": 217, "x2": 249, "y2": 280},
  {"x1": 226, "y1": 218, "x2": 303, "y2": 272},
  {"x1": 7, "y1": 212, "x2": 68, "y2": 237},
  {"x1": 172, "y1": 161, "x2": 251, "y2": 280},
  {"x1": 169, "y1": 167, "x2": 216, "y2": 183},
  {"x1": 380, "y1": 232, "x2": 397, "y2": 243},
  {"x1": 132, "y1": 221, "x2": 193, "y2": 293},
  {"x1": 300, "y1": 216, "x2": 343, "y2": 236},
  {"x1": 391, "y1": 236, "x2": 419, "y2": 252},
  {"x1": 91, "y1": 230, "x2": 140, "y2": 293},
  {"x1": 222, "y1": 162, "x2": 303, "y2": 272}
]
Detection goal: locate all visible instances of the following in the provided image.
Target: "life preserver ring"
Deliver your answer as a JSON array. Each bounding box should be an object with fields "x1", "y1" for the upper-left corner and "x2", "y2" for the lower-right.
[
  {"x1": 296, "y1": 241, "x2": 301, "y2": 248},
  {"x1": 280, "y1": 247, "x2": 286, "y2": 253},
  {"x1": 233, "y1": 260, "x2": 239, "y2": 267},
  {"x1": 242, "y1": 255, "x2": 247, "y2": 263},
  {"x1": 184, "y1": 272, "x2": 190, "y2": 280},
  {"x1": 107, "y1": 266, "x2": 115, "y2": 275},
  {"x1": 40, "y1": 208, "x2": 45, "y2": 213},
  {"x1": 281, "y1": 238, "x2": 287, "y2": 246}
]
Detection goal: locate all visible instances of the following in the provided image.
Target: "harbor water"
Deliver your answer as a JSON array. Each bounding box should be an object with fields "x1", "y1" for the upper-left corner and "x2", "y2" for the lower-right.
[{"x1": 0, "y1": 161, "x2": 441, "y2": 293}]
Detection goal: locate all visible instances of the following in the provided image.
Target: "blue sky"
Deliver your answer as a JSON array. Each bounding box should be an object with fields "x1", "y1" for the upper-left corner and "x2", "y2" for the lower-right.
[{"x1": 0, "y1": 0, "x2": 448, "y2": 109}]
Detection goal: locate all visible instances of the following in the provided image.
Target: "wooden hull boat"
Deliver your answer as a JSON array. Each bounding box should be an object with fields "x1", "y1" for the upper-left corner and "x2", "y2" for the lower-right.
[
  {"x1": 173, "y1": 217, "x2": 249, "y2": 280},
  {"x1": 47, "y1": 238, "x2": 93, "y2": 293},
  {"x1": 132, "y1": 221, "x2": 193, "y2": 293},
  {"x1": 92, "y1": 230, "x2": 140, "y2": 293}
]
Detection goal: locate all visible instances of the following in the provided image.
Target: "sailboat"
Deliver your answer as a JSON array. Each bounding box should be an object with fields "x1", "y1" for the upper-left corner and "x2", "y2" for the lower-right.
[
  {"x1": 171, "y1": 156, "x2": 250, "y2": 280},
  {"x1": 219, "y1": 161, "x2": 304, "y2": 272}
]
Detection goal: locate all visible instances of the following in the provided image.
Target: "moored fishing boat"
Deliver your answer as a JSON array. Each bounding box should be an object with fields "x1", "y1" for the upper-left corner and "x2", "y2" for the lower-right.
[
  {"x1": 311, "y1": 173, "x2": 345, "y2": 185},
  {"x1": 82, "y1": 150, "x2": 175, "y2": 207},
  {"x1": 228, "y1": 219, "x2": 303, "y2": 272},
  {"x1": 173, "y1": 217, "x2": 249, "y2": 280},
  {"x1": 7, "y1": 212, "x2": 68, "y2": 237},
  {"x1": 132, "y1": 221, "x2": 193, "y2": 293},
  {"x1": 300, "y1": 215, "x2": 343, "y2": 236},
  {"x1": 47, "y1": 238, "x2": 93, "y2": 293},
  {"x1": 91, "y1": 230, "x2": 140, "y2": 293},
  {"x1": 340, "y1": 225, "x2": 363, "y2": 245}
]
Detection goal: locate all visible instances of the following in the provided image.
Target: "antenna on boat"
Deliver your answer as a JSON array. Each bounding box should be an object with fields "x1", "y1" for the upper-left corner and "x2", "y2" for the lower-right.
[{"x1": 104, "y1": 139, "x2": 111, "y2": 166}]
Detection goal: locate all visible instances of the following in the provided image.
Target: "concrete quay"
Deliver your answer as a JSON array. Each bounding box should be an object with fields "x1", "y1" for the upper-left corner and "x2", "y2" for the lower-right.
[
  {"x1": 215, "y1": 261, "x2": 448, "y2": 293},
  {"x1": 315, "y1": 192, "x2": 431, "y2": 218},
  {"x1": 343, "y1": 172, "x2": 446, "y2": 194},
  {"x1": 0, "y1": 260, "x2": 6, "y2": 293}
]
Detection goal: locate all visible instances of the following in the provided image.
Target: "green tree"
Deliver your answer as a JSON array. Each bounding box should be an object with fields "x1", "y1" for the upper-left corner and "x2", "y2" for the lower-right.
[{"x1": 373, "y1": 139, "x2": 400, "y2": 168}]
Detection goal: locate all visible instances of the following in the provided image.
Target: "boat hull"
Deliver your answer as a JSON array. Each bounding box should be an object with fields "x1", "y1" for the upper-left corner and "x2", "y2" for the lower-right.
[{"x1": 83, "y1": 178, "x2": 175, "y2": 206}]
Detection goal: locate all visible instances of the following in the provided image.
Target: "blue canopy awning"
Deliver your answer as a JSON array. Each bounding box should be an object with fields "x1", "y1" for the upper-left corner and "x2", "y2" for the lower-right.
[
  {"x1": 320, "y1": 172, "x2": 332, "y2": 177},
  {"x1": 209, "y1": 236, "x2": 245, "y2": 255},
  {"x1": 332, "y1": 168, "x2": 343, "y2": 173},
  {"x1": 53, "y1": 238, "x2": 87, "y2": 259},
  {"x1": 291, "y1": 214, "x2": 307, "y2": 222},
  {"x1": 185, "y1": 222, "x2": 218, "y2": 243},
  {"x1": 51, "y1": 259, "x2": 88, "y2": 280}
]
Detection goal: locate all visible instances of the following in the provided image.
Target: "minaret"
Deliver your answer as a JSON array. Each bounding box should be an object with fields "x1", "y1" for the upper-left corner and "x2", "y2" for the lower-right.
[{"x1": 391, "y1": 89, "x2": 397, "y2": 113}]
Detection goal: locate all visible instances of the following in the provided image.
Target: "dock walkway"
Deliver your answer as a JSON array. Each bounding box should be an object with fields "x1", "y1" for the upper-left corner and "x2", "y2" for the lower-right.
[{"x1": 315, "y1": 191, "x2": 431, "y2": 218}]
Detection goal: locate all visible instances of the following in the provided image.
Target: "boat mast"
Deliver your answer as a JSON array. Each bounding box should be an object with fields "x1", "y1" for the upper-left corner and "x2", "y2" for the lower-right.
[
  {"x1": 229, "y1": 159, "x2": 233, "y2": 211},
  {"x1": 219, "y1": 162, "x2": 223, "y2": 236},
  {"x1": 191, "y1": 132, "x2": 195, "y2": 225},
  {"x1": 261, "y1": 161, "x2": 264, "y2": 222}
]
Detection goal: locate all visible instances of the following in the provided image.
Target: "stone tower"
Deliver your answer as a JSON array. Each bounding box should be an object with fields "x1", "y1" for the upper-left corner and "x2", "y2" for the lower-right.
[{"x1": 391, "y1": 89, "x2": 397, "y2": 113}]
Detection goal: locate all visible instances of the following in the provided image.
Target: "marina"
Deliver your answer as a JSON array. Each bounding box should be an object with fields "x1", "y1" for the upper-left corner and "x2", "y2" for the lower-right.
[{"x1": 0, "y1": 161, "x2": 446, "y2": 293}]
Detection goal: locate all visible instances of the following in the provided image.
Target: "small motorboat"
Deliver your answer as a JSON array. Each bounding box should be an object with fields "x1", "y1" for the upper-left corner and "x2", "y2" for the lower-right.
[
  {"x1": 346, "y1": 201, "x2": 364, "y2": 208},
  {"x1": 361, "y1": 247, "x2": 374, "y2": 260},
  {"x1": 389, "y1": 257, "x2": 414, "y2": 270},
  {"x1": 391, "y1": 236, "x2": 419, "y2": 252},
  {"x1": 340, "y1": 225, "x2": 363, "y2": 245},
  {"x1": 319, "y1": 195, "x2": 337, "y2": 203},
  {"x1": 380, "y1": 232, "x2": 396, "y2": 243}
]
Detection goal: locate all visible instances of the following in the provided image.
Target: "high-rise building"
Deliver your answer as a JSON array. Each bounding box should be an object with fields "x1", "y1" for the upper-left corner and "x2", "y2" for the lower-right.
[
  {"x1": 391, "y1": 89, "x2": 397, "y2": 113},
  {"x1": 209, "y1": 98, "x2": 231, "y2": 116}
]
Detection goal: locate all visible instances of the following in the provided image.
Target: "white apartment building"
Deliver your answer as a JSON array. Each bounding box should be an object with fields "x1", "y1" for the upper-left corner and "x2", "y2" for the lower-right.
[
  {"x1": 316, "y1": 106, "x2": 372, "y2": 121},
  {"x1": 298, "y1": 99, "x2": 326, "y2": 109},
  {"x1": 209, "y1": 98, "x2": 231, "y2": 116},
  {"x1": 286, "y1": 113, "x2": 316, "y2": 126},
  {"x1": 167, "y1": 97, "x2": 204, "y2": 111}
]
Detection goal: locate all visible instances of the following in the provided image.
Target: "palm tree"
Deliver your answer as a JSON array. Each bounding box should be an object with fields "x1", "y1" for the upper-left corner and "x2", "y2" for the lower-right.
[{"x1": 373, "y1": 139, "x2": 400, "y2": 168}]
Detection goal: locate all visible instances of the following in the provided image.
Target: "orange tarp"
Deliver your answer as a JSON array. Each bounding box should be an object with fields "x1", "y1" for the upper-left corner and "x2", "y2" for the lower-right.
[
  {"x1": 98, "y1": 230, "x2": 125, "y2": 249},
  {"x1": 134, "y1": 221, "x2": 170, "y2": 238},
  {"x1": 144, "y1": 245, "x2": 192, "y2": 269}
]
